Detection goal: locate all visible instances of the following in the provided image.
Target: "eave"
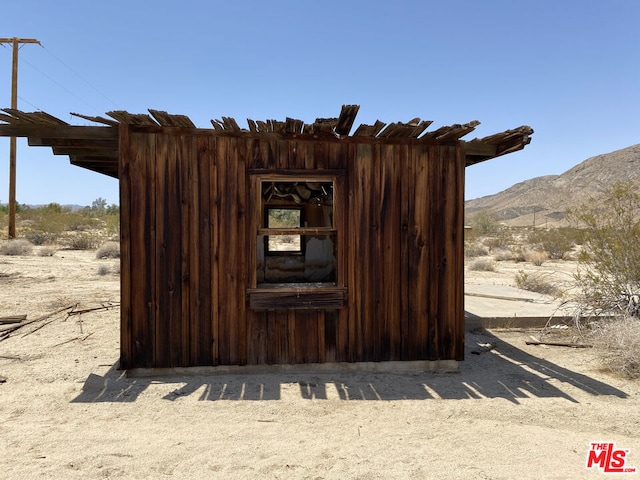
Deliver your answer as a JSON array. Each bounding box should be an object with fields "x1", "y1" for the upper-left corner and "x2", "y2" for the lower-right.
[{"x1": 0, "y1": 106, "x2": 533, "y2": 179}]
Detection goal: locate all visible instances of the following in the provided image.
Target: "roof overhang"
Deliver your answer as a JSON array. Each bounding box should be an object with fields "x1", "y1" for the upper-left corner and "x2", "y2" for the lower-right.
[{"x1": 0, "y1": 106, "x2": 533, "y2": 179}]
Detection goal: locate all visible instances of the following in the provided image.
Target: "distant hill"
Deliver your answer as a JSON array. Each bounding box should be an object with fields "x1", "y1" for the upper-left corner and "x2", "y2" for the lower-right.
[{"x1": 465, "y1": 144, "x2": 640, "y2": 227}]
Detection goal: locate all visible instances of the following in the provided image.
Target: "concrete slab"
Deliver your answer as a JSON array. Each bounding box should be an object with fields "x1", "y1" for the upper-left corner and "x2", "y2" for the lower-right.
[{"x1": 464, "y1": 284, "x2": 577, "y2": 329}]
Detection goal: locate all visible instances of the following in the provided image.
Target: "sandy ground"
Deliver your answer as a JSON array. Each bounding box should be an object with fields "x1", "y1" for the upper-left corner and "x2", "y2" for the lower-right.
[{"x1": 1, "y1": 248, "x2": 639, "y2": 479}]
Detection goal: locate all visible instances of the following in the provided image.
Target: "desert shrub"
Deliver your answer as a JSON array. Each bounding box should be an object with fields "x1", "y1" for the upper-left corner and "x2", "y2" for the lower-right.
[
  {"x1": 26, "y1": 230, "x2": 59, "y2": 245},
  {"x1": 468, "y1": 210, "x2": 499, "y2": 235},
  {"x1": 514, "y1": 270, "x2": 560, "y2": 296},
  {"x1": 63, "y1": 233, "x2": 100, "y2": 250},
  {"x1": 528, "y1": 228, "x2": 575, "y2": 259},
  {"x1": 591, "y1": 316, "x2": 640, "y2": 379},
  {"x1": 38, "y1": 246, "x2": 58, "y2": 257},
  {"x1": 96, "y1": 241, "x2": 120, "y2": 259},
  {"x1": 97, "y1": 264, "x2": 110, "y2": 276},
  {"x1": 482, "y1": 230, "x2": 515, "y2": 252},
  {"x1": 492, "y1": 249, "x2": 513, "y2": 261},
  {"x1": 557, "y1": 226, "x2": 584, "y2": 246},
  {"x1": 0, "y1": 239, "x2": 33, "y2": 256},
  {"x1": 568, "y1": 182, "x2": 640, "y2": 317},
  {"x1": 465, "y1": 243, "x2": 489, "y2": 258},
  {"x1": 524, "y1": 250, "x2": 548, "y2": 266},
  {"x1": 469, "y1": 258, "x2": 496, "y2": 272}
]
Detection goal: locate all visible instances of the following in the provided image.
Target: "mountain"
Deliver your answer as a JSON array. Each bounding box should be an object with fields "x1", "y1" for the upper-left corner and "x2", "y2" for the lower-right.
[{"x1": 465, "y1": 144, "x2": 640, "y2": 227}]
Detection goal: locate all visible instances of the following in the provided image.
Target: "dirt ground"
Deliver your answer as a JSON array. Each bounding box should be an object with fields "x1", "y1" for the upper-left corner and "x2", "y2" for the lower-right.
[{"x1": 1, "y1": 248, "x2": 639, "y2": 479}]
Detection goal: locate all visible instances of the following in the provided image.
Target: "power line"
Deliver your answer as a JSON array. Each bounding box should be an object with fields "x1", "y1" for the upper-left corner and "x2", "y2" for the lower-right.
[
  {"x1": 20, "y1": 55, "x2": 104, "y2": 114},
  {"x1": 41, "y1": 44, "x2": 120, "y2": 110}
]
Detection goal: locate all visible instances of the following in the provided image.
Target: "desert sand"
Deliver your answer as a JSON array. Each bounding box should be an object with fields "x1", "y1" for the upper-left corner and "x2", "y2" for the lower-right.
[{"x1": 1, "y1": 248, "x2": 639, "y2": 479}]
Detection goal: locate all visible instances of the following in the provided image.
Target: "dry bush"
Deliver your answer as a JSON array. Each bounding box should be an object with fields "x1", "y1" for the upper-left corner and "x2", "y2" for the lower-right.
[
  {"x1": 96, "y1": 241, "x2": 120, "y2": 259},
  {"x1": 62, "y1": 232, "x2": 101, "y2": 250},
  {"x1": 514, "y1": 270, "x2": 560, "y2": 296},
  {"x1": 26, "y1": 231, "x2": 59, "y2": 246},
  {"x1": 568, "y1": 182, "x2": 640, "y2": 317},
  {"x1": 469, "y1": 258, "x2": 496, "y2": 272},
  {"x1": 38, "y1": 246, "x2": 58, "y2": 257},
  {"x1": 97, "y1": 264, "x2": 110, "y2": 276},
  {"x1": 524, "y1": 250, "x2": 548, "y2": 266},
  {"x1": 527, "y1": 228, "x2": 575, "y2": 260},
  {"x1": 492, "y1": 249, "x2": 513, "y2": 262},
  {"x1": 0, "y1": 239, "x2": 33, "y2": 256},
  {"x1": 465, "y1": 243, "x2": 489, "y2": 258},
  {"x1": 591, "y1": 317, "x2": 640, "y2": 379},
  {"x1": 482, "y1": 231, "x2": 515, "y2": 252}
]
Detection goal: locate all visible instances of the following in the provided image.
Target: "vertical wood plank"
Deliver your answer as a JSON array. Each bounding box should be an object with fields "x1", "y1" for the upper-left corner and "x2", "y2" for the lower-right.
[
  {"x1": 216, "y1": 136, "x2": 233, "y2": 365},
  {"x1": 403, "y1": 145, "x2": 422, "y2": 360},
  {"x1": 335, "y1": 143, "x2": 351, "y2": 362},
  {"x1": 323, "y1": 310, "x2": 337, "y2": 363},
  {"x1": 190, "y1": 134, "x2": 213, "y2": 365},
  {"x1": 235, "y1": 136, "x2": 248, "y2": 365},
  {"x1": 128, "y1": 131, "x2": 155, "y2": 368},
  {"x1": 378, "y1": 143, "x2": 403, "y2": 361},
  {"x1": 317, "y1": 310, "x2": 326, "y2": 363},
  {"x1": 438, "y1": 144, "x2": 465, "y2": 361},
  {"x1": 153, "y1": 133, "x2": 169, "y2": 367},
  {"x1": 287, "y1": 310, "x2": 296, "y2": 362},
  {"x1": 118, "y1": 126, "x2": 132, "y2": 369},
  {"x1": 418, "y1": 144, "x2": 433, "y2": 360},
  {"x1": 179, "y1": 134, "x2": 193, "y2": 366},
  {"x1": 210, "y1": 136, "x2": 220, "y2": 365},
  {"x1": 347, "y1": 145, "x2": 363, "y2": 361}
]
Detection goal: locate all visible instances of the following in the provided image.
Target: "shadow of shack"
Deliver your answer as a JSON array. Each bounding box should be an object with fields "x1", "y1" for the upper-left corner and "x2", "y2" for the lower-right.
[{"x1": 0, "y1": 105, "x2": 533, "y2": 370}]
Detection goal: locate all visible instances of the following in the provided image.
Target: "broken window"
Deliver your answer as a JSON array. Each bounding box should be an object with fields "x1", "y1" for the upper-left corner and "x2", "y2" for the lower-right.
[
  {"x1": 248, "y1": 173, "x2": 347, "y2": 309},
  {"x1": 258, "y1": 180, "x2": 336, "y2": 284}
]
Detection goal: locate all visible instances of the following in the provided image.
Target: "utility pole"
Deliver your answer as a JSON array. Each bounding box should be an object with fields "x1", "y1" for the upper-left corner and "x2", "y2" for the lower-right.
[{"x1": 0, "y1": 37, "x2": 41, "y2": 238}]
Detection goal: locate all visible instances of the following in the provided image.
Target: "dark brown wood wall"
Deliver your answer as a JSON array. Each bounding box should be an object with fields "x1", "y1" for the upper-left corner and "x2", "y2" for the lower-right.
[{"x1": 119, "y1": 126, "x2": 464, "y2": 369}]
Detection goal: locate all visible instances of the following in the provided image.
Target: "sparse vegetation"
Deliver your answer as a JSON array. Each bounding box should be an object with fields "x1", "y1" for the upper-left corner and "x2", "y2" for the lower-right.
[
  {"x1": 514, "y1": 270, "x2": 560, "y2": 296},
  {"x1": 568, "y1": 182, "x2": 640, "y2": 317},
  {"x1": 38, "y1": 246, "x2": 58, "y2": 257},
  {"x1": 97, "y1": 264, "x2": 110, "y2": 276},
  {"x1": 96, "y1": 241, "x2": 120, "y2": 259},
  {"x1": 468, "y1": 210, "x2": 499, "y2": 236},
  {"x1": 524, "y1": 250, "x2": 548, "y2": 266},
  {"x1": 63, "y1": 232, "x2": 101, "y2": 250},
  {"x1": 0, "y1": 239, "x2": 33, "y2": 256},
  {"x1": 465, "y1": 242, "x2": 489, "y2": 258},
  {"x1": 528, "y1": 228, "x2": 575, "y2": 260},
  {"x1": 591, "y1": 316, "x2": 640, "y2": 379},
  {"x1": 2, "y1": 200, "x2": 119, "y2": 246},
  {"x1": 469, "y1": 258, "x2": 496, "y2": 272}
]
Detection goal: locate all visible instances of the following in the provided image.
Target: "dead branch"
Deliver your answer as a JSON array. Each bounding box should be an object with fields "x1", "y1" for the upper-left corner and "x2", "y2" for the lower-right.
[
  {"x1": 525, "y1": 340, "x2": 593, "y2": 348},
  {"x1": 67, "y1": 303, "x2": 120, "y2": 316},
  {"x1": 0, "y1": 315, "x2": 27, "y2": 324},
  {"x1": 0, "y1": 305, "x2": 76, "y2": 341},
  {"x1": 51, "y1": 332, "x2": 95, "y2": 348}
]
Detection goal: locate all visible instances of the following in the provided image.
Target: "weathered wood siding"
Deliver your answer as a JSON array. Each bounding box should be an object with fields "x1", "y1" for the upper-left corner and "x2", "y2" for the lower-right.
[{"x1": 119, "y1": 126, "x2": 464, "y2": 369}]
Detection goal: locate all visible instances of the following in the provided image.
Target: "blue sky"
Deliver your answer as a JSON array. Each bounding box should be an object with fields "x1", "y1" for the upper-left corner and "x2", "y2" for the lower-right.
[{"x1": 1, "y1": 0, "x2": 639, "y2": 206}]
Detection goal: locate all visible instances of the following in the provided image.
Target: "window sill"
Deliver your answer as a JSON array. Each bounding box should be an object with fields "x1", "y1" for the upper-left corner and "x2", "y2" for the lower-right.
[{"x1": 247, "y1": 284, "x2": 347, "y2": 310}]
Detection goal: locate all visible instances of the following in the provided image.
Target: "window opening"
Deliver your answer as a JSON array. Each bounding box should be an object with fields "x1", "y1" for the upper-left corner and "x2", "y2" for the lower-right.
[
  {"x1": 265, "y1": 207, "x2": 303, "y2": 253},
  {"x1": 258, "y1": 180, "x2": 336, "y2": 284}
]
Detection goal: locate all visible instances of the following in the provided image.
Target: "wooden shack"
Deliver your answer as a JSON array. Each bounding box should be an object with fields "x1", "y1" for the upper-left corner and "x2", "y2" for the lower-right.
[{"x1": 0, "y1": 106, "x2": 533, "y2": 370}]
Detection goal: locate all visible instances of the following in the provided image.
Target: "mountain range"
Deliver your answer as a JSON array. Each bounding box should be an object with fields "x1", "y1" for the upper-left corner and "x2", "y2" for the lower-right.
[{"x1": 464, "y1": 143, "x2": 640, "y2": 227}]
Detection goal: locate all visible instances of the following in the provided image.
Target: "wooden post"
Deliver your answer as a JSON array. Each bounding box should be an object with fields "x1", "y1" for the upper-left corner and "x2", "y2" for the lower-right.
[{"x1": 0, "y1": 37, "x2": 40, "y2": 238}]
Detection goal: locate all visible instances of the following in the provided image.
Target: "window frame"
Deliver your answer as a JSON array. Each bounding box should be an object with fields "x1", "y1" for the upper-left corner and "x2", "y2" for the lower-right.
[{"x1": 247, "y1": 170, "x2": 346, "y2": 310}]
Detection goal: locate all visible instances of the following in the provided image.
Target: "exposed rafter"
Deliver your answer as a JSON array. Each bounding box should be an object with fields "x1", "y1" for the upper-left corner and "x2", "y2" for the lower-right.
[{"x1": 0, "y1": 106, "x2": 533, "y2": 178}]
